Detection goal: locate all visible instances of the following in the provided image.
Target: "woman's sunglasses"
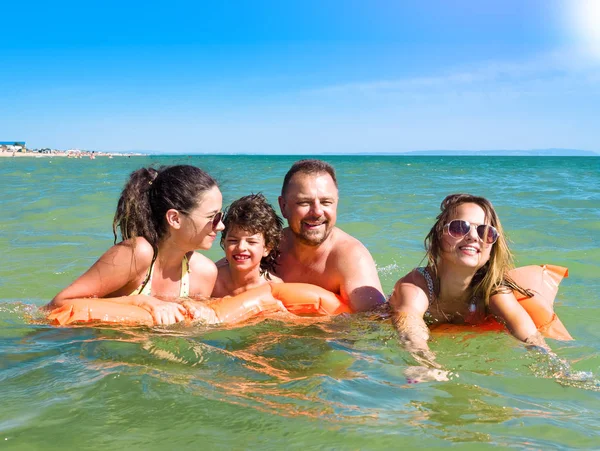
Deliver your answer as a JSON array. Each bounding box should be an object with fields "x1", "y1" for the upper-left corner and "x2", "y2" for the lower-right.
[
  {"x1": 444, "y1": 219, "x2": 498, "y2": 244},
  {"x1": 211, "y1": 211, "x2": 223, "y2": 230}
]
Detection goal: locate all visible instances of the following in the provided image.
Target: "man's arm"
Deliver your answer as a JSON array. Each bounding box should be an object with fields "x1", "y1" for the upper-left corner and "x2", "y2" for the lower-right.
[{"x1": 337, "y1": 241, "x2": 386, "y2": 312}]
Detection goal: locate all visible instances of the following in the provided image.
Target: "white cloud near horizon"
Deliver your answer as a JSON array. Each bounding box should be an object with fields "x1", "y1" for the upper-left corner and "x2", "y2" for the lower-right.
[{"x1": 306, "y1": 48, "x2": 600, "y2": 97}]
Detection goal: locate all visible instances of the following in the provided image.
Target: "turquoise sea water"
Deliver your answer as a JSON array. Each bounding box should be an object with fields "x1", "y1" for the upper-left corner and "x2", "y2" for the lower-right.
[{"x1": 1, "y1": 155, "x2": 599, "y2": 449}]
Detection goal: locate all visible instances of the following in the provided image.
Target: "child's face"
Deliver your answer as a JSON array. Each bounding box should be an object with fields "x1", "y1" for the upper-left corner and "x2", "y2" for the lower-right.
[{"x1": 224, "y1": 226, "x2": 270, "y2": 273}]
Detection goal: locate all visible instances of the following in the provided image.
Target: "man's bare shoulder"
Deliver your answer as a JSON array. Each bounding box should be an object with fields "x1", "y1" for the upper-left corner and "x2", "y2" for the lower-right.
[{"x1": 329, "y1": 228, "x2": 374, "y2": 259}]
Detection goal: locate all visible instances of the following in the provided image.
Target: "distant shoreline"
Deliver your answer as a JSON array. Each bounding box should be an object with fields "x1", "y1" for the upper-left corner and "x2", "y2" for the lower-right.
[{"x1": 0, "y1": 151, "x2": 142, "y2": 158}]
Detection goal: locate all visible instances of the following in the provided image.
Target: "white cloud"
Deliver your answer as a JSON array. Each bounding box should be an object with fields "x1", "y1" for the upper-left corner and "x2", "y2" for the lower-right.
[{"x1": 308, "y1": 49, "x2": 600, "y2": 98}]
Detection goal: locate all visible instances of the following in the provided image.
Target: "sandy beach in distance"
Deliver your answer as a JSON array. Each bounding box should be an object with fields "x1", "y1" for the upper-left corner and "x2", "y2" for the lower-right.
[{"x1": 0, "y1": 150, "x2": 140, "y2": 158}]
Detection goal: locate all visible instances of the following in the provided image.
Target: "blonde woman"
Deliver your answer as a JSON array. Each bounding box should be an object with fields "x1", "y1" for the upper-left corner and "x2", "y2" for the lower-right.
[{"x1": 390, "y1": 194, "x2": 551, "y2": 380}]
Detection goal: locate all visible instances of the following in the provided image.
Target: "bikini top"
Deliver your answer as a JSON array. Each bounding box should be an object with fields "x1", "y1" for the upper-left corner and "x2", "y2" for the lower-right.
[
  {"x1": 416, "y1": 267, "x2": 435, "y2": 307},
  {"x1": 130, "y1": 255, "x2": 190, "y2": 297},
  {"x1": 415, "y1": 266, "x2": 479, "y2": 323}
]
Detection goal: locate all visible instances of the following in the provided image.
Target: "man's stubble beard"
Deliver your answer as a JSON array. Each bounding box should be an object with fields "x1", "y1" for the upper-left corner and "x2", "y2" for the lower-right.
[{"x1": 292, "y1": 225, "x2": 332, "y2": 247}]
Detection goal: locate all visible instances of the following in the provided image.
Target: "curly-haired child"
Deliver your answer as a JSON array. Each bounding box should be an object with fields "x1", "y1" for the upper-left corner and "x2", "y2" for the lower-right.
[{"x1": 212, "y1": 193, "x2": 283, "y2": 297}]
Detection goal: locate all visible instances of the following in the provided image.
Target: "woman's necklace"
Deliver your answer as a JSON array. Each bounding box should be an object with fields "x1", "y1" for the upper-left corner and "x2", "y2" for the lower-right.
[
  {"x1": 423, "y1": 268, "x2": 479, "y2": 323},
  {"x1": 435, "y1": 293, "x2": 478, "y2": 324}
]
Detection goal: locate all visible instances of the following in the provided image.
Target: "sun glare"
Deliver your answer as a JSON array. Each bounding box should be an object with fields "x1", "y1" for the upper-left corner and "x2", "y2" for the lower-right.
[{"x1": 565, "y1": 0, "x2": 600, "y2": 58}]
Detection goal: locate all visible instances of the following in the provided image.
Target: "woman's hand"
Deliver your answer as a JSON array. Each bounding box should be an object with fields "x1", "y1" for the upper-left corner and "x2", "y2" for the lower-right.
[
  {"x1": 131, "y1": 295, "x2": 188, "y2": 325},
  {"x1": 404, "y1": 366, "x2": 450, "y2": 384},
  {"x1": 179, "y1": 299, "x2": 219, "y2": 324}
]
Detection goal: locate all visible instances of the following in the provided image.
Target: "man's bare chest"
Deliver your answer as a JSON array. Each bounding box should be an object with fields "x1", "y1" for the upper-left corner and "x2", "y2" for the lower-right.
[{"x1": 277, "y1": 255, "x2": 339, "y2": 292}]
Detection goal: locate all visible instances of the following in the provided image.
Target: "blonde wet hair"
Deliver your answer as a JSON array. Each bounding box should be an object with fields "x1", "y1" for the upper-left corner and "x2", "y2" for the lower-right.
[{"x1": 424, "y1": 193, "x2": 526, "y2": 306}]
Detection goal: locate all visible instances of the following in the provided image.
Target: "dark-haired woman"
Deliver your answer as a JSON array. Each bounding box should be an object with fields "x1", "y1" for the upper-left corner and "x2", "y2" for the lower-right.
[
  {"x1": 390, "y1": 194, "x2": 554, "y2": 380},
  {"x1": 46, "y1": 165, "x2": 224, "y2": 325}
]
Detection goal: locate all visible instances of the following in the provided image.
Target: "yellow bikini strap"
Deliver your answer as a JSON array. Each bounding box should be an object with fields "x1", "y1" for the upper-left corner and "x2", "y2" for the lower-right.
[{"x1": 180, "y1": 254, "x2": 190, "y2": 298}]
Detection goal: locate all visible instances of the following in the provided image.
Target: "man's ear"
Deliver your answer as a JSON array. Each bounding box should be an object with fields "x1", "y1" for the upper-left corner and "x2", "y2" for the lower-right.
[
  {"x1": 278, "y1": 196, "x2": 287, "y2": 219},
  {"x1": 165, "y1": 209, "x2": 182, "y2": 229}
]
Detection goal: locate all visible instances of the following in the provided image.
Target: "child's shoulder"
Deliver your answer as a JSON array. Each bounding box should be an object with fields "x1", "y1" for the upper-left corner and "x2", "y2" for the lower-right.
[
  {"x1": 265, "y1": 272, "x2": 283, "y2": 284},
  {"x1": 214, "y1": 257, "x2": 228, "y2": 269}
]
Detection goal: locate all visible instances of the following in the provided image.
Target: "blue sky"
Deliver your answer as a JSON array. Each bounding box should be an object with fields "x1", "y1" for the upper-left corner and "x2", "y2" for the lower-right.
[{"x1": 1, "y1": 0, "x2": 599, "y2": 154}]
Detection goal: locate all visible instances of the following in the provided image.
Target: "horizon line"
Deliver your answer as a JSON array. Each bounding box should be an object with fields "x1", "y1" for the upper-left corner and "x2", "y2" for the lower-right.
[{"x1": 121, "y1": 150, "x2": 600, "y2": 156}]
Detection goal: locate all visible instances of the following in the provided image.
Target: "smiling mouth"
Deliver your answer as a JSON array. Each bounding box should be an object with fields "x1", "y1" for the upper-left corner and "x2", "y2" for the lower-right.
[
  {"x1": 232, "y1": 254, "x2": 251, "y2": 261},
  {"x1": 459, "y1": 245, "x2": 479, "y2": 254},
  {"x1": 303, "y1": 220, "x2": 325, "y2": 228}
]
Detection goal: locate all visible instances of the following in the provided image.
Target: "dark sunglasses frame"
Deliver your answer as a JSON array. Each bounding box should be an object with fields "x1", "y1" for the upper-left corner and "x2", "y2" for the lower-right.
[
  {"x1": 211, "y1": 211, "x2": 223, "y2": 230},
  {"x1": 444, "y1": 219, "x2": 498, "y2": 244}
]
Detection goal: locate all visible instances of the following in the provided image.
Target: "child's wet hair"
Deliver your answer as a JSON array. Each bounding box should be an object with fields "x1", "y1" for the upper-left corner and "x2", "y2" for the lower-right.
[{"x1": 220, "y1": 193, "x2": 283, "y2": 278}]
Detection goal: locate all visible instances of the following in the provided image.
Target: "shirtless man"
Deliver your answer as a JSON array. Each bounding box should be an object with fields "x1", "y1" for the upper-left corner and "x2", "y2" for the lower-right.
[{"x1": 277, "y1": 159, "x2": 386, "y2": 312}]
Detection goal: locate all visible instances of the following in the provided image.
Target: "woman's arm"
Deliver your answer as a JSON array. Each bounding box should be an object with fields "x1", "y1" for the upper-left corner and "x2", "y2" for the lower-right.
[
  {"x1": 489, "y1": 291, "x2": 550, "y2": 351},
  {"x1": 390, "y1": 274, "x2": 449, "y2": 382},
  {"x1": 337, "y1": 240, "x2": 387, "y2": 312},
  {"x1": 48, "y1": 240, "x2": 150, "y2": 307},
  {"x1": 389, "y1": 273, "x2": 438, "y2": 367},
  {"x1": 46, "y1": 239, "x2": 186, "y2": 325}
]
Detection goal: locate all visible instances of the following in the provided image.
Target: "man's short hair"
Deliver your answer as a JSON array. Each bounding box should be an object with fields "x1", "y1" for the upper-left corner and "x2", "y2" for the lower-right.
[{"x1": 281, "y1": 159, "x2": 338, "y2": 197}]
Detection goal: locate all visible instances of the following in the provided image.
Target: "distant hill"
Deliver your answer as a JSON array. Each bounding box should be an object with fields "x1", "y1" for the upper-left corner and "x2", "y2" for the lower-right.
[{"x1": 399, "y1": 148, "x2": 598, "y2": 156}]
